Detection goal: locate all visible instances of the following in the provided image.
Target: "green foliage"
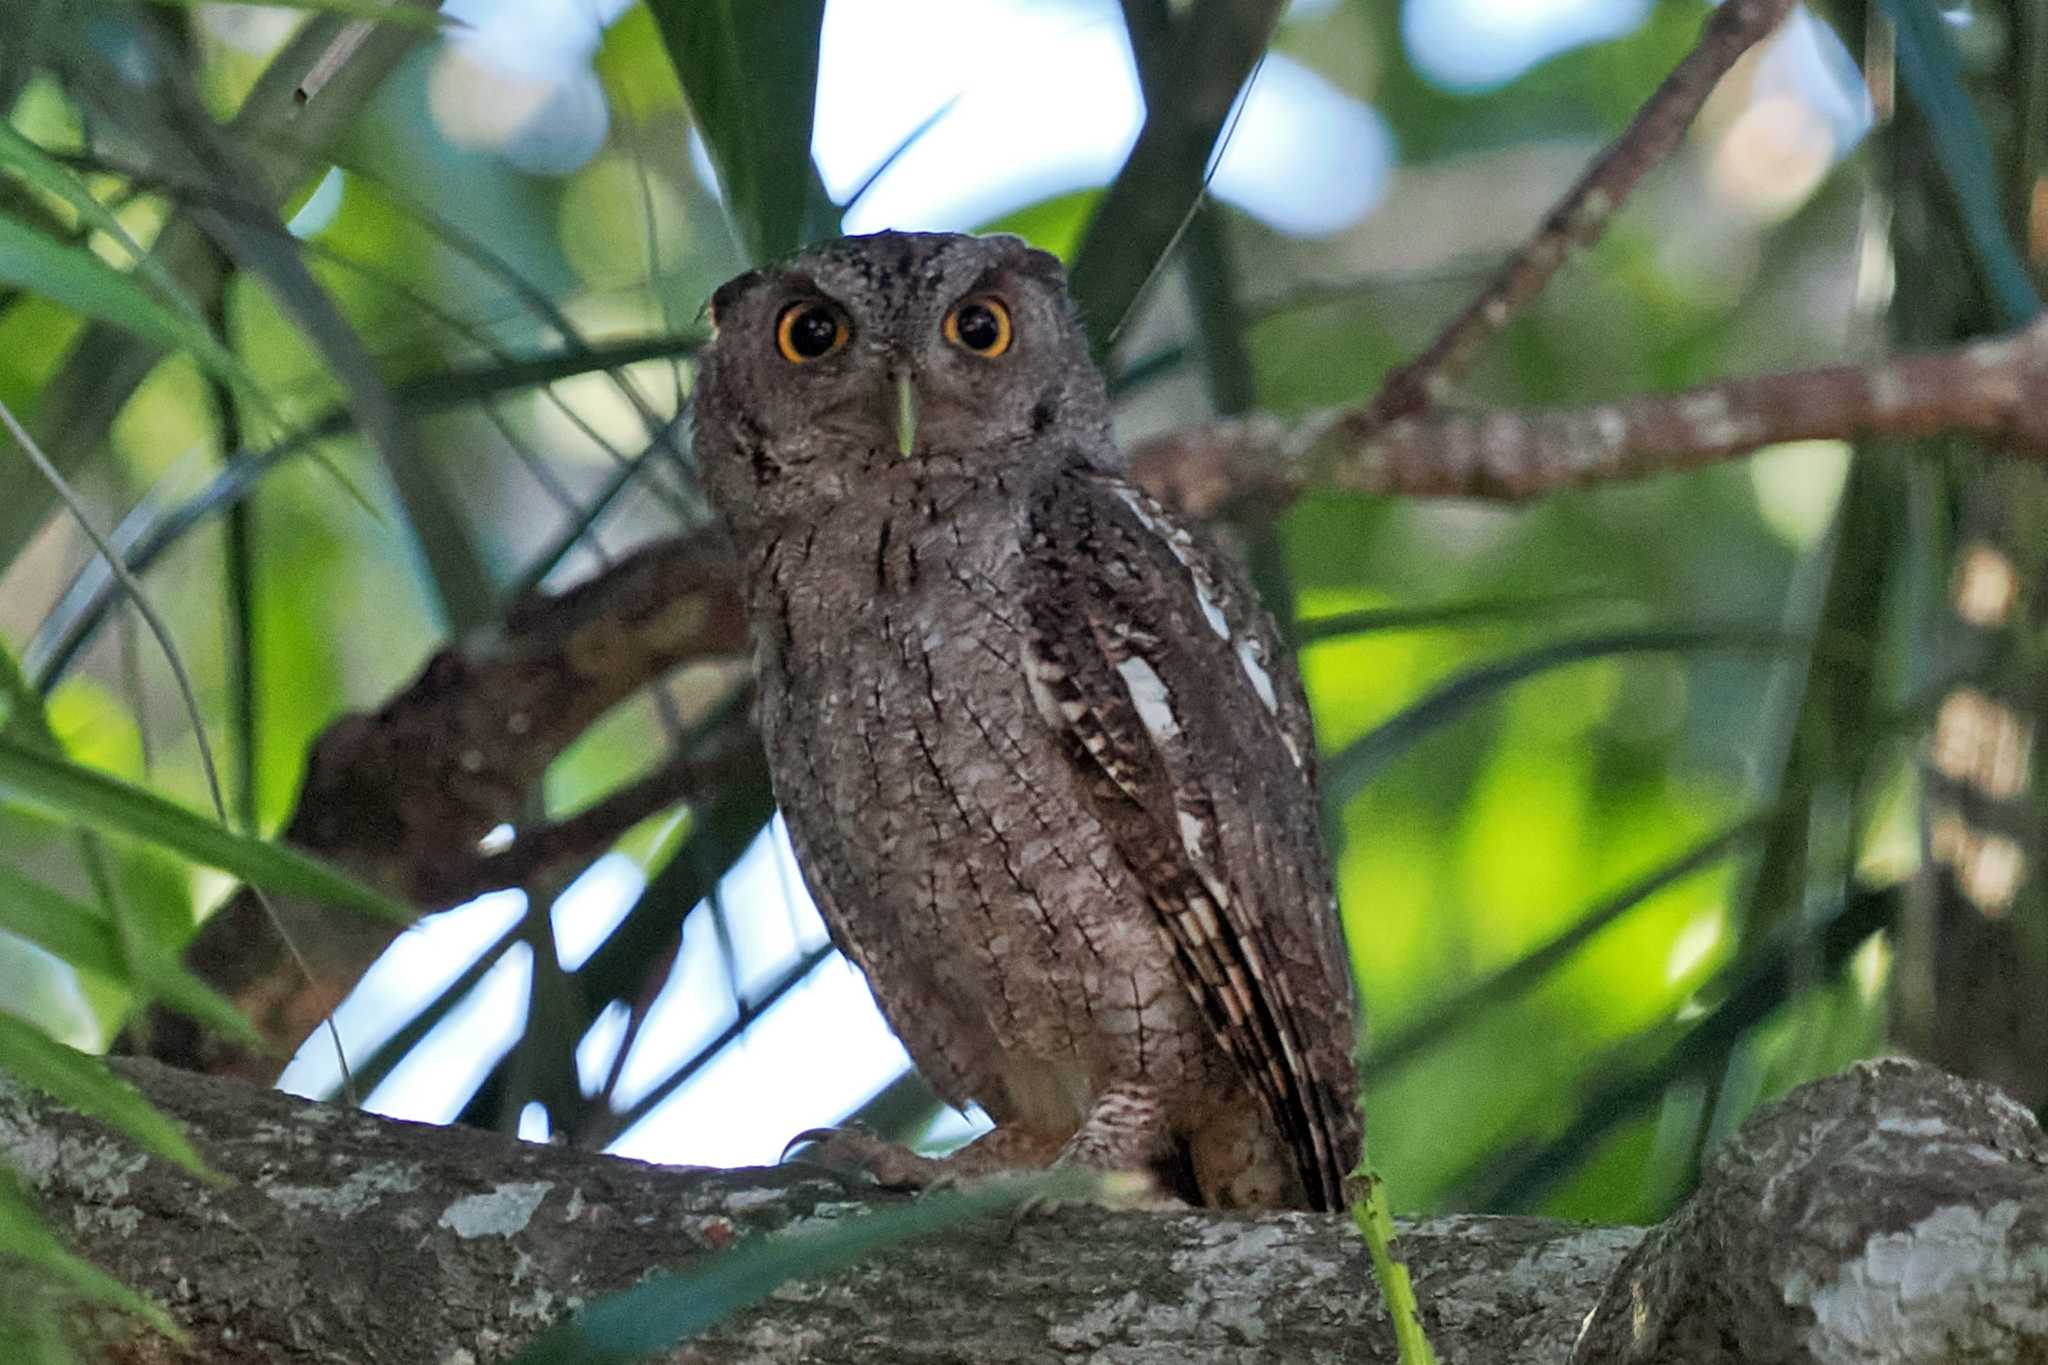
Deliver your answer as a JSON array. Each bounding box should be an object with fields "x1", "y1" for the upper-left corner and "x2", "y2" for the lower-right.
[
  {"x1": 0, "y1": 1013, "x2": 208, "y2": 1176},
  {"x1": 0, "y1": 214, "x2": 244, "y2": 391},
  {"x1": 0, "y1": 1165, "x2": 179, "y2": 1361},
  {"x1": 647, "y1": 0, "x2": 835, "y2": 262},
  {"x1": 1879, "y1": 0, "x2": 2040, "y2": 326},
  {"x1": 0, "y1": 738, "x2": 408, "y2": 923}
]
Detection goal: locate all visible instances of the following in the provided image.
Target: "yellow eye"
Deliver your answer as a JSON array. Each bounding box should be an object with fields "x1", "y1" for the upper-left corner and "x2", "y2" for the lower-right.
[
  {"x1": 943, "y1": 296, "x2": 1012, "y2": 357},
  {"x1": 775, "y1": 301, "x2": 849, "y2": 363}
]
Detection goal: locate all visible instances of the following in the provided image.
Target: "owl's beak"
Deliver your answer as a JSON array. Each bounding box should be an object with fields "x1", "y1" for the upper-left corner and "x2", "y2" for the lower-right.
[{"x1": 892, "y1": 371, "x2": 919, "y2": 458}]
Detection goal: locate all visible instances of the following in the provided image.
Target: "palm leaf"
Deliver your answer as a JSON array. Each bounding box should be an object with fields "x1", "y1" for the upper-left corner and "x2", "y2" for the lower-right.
[
  {"x1": 0, "y1": 736, "x2": 410, "y2": 923},
  {"x1": 647, "y1": 0, "x2": 835, "y2": 262}
]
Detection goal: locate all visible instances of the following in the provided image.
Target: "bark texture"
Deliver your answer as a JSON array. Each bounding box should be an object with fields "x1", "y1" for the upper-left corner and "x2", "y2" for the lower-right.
[
  {"x1": 1574, "y1": 1058, "x2": 2048, "y2": 1364},
  {"x1": 1, "y1": 1057, "x2": 2043, "y2": 1363}
]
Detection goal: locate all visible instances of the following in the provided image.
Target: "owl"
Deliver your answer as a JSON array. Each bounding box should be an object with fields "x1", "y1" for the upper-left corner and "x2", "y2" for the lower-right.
[{"x1": 693, "y1": 231, "x2": 1361, "y2": 1211}]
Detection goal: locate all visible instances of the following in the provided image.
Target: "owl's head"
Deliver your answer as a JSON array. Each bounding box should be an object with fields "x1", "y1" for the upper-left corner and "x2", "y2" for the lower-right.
[{"x1": 693, "y1": 231, "x2": 1114, "y2": 537}]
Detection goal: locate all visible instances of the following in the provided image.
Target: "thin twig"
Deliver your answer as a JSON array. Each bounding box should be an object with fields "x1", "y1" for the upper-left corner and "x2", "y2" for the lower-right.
[{"x1": 1355, "y1": 0, "x2": 1797, "y2": 433}]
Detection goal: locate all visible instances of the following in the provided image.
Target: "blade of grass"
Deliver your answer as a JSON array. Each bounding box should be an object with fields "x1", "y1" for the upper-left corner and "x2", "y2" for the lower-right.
[
  {"x1": 0, "y1": 864, "x2": 261, "y2": 1047},
  {"x1": 1882, "y1": 0, "x2": 2041, "y2": 327},
  {"x1": 141, "y1": 0, "x2": 448, "y2": 24},
  {"x1": 507, "y1": 432, "x2": 681, "y2": 602},
  {"x1": 211, "y1": 288, "x2": 260, "y2": 833},
  {"x1": 0, "y1": 215, "x2": 246, "y2": 390},
  {"x1": 1065, "y1": 0, "x2": 1284, "y2": 356},
  {"x1": 317, "y1": 922, "x2": 523, "y2": 1103},
  {"x1": 572, "y1": 775, "x2": 773, "y2": 1023},
  {"x1": 1295, "y1": 588, "x2": 1626, "y2": 644},
  {"x1": 0, "y1": 1014, "x2": 209, "y2": 1176},
  {"x1": 0, "y1": 640, "x2": 53, "y2": 747},
  {"x1": 1349, "y1": 1166, "x2": 1438, "y2": 1365},
  {"x1": 0, "y1": 736, "x2": 408, "y2": 923},
  {"x1": 595, "y1": 943, "x2": 833, "y2": 1147},
  {"x1": 26, "y1": 334, "x2": 701, "y2": 690},
  {"x1": 837, "y1": 97, "x2": 960, "y2": 218},
  {"x1": 0, "y1": 123, "x2": 205, "y2": 327},
  {"x1": 1457, "y1": 881, "x2": 1900, "y2": 1213},
  {"x1": 0, "y1": 1168, "x2": 178, "y2": 1342}
]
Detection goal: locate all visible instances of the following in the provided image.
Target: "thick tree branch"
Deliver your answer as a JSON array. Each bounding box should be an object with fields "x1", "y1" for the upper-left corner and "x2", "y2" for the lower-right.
[
  {"x1": 1, "y1": 1057, "x2": 2038, "y2": 1362},
  {"x1": 1574, "y1": 1058, "x2": 2048, "y2": 1365},
  {"x1": 136, "y1": 531, "x2": 749, "y2": 1082}
]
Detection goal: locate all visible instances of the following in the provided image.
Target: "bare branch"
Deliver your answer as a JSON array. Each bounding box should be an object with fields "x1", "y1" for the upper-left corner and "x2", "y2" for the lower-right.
[{"x1": 1130, "y1": 319, "x2": 2048, "y2": 514}]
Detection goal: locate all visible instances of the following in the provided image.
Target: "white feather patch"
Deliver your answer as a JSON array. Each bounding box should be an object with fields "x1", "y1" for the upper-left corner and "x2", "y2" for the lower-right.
[
  {"x1": 1236, "y1": 638, "x2": 1278, "y2": 713},
  {"x1": 1115, "y1": 654, "x2": 1181, "y2": 744},
  {"x1": 1021, "y1": 642, "x2": 1065, "y2": 732},
  {"x1": 1114, "y1": 485, "x2": 1232, "y2": 641}
]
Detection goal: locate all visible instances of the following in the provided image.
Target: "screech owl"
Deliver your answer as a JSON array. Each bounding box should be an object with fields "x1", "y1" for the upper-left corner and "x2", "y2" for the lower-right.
[{"x1": 693, "y1": 230, "x2": 1361, "y2": 1211}]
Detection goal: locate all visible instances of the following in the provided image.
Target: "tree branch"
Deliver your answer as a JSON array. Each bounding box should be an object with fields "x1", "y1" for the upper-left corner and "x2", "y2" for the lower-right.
[
  {"x1": 133, "y1": 531, "x2": 749, "y2": 1082},
  {"x1": 1130, "y1": 317, "x2": 2048, "y2": 515},
  {"x1": 1574, "y1": 1058, "x2": 2048, "y2": 1365},
  {"x1": 3, "y1": 1057, "x2": 2039, "y2": 1362}
]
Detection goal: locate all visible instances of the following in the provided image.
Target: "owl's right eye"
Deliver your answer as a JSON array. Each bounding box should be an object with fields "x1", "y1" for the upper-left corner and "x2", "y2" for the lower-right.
[{"x1": 775, "y1": 302, "x2": 849, "y2": 363}]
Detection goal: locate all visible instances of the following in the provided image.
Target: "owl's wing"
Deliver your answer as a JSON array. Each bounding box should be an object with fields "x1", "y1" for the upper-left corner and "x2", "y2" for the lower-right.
[{"x1": 1019, "y1": 470, "x2": 1361, "y2": 1211}]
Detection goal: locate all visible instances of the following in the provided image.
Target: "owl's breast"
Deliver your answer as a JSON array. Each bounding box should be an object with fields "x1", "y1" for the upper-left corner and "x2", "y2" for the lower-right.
[{"x1": 743, "y1": 488, "x2": 1210, "y2": 1128}]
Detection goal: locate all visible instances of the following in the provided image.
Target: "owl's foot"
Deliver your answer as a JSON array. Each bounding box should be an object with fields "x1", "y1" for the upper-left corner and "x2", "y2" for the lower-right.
[{"x1": 1011, "y1": 1082, "x2": 1184, "y2": 1225}]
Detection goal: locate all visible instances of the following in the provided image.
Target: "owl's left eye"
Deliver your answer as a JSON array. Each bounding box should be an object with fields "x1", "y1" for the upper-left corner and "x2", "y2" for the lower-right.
[
  {"x1": 943, "y1": 296, "x2": 1013, "y2": 357},
  {"x1": 775, "y1": 302, "x2": 849, "y2": 363}
]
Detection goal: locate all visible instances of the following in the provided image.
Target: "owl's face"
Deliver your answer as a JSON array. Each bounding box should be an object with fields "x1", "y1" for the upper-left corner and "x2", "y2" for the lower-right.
[{"x1": 694, "y1": 231, "x2": 1115, "y2": 539}]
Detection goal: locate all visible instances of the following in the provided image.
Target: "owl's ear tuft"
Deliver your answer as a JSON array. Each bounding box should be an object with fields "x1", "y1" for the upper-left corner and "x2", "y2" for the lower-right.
[
  {"x1": 974, "y1": 233, "x2": 1067, "y2": 289},
  {"x1": 1014, "y1": 246, "x2": 1069, "y2": 289},
  {"x1": 708, "y1": 269, "x2": 770, "y2": 334}
]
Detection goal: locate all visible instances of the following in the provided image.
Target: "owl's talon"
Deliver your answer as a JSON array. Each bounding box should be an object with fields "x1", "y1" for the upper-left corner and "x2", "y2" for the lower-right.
[{"x1": 779, "y1": 1123, "x2": 872, "y2": 1166}]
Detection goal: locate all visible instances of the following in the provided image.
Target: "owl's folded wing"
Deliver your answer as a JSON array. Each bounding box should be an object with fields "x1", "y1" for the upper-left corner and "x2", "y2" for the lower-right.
[{"x1": 1019, "y1": 469, "x2": 1361, "y2": 1211}]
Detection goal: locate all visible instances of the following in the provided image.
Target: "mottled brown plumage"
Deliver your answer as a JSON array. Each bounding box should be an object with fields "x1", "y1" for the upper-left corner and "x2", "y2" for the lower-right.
[{"x1": 693, "y1": 231, "x2": 1360, "y2": 1210}]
